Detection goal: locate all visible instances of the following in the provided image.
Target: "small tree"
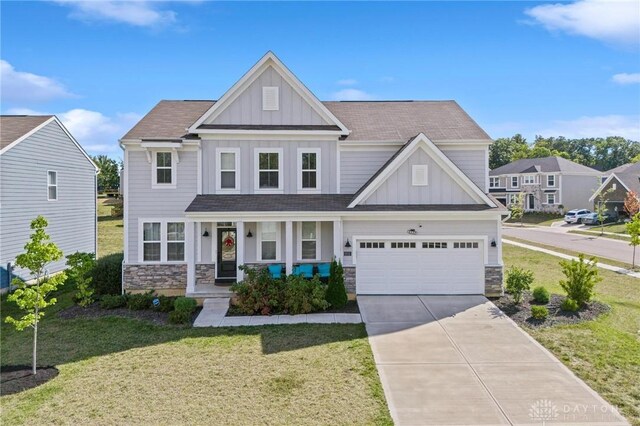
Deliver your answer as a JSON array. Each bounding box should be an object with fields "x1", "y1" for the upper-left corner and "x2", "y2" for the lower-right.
[
  {"x1": 66, "y1": 252, "x2": 96, "y2": 307},
  {"x1": 505, "y1": 266, "x2": 534, "y2": 304},
  {"x1": 326, "y1": 259, "x2": 347, "y2": 309},
  {"x1": 5, "y1": 216, "x2": 66, "y2": 375},
  {"x1": 559, "y1": 254, "x2": 601, "y2": 307},
  {"x1": 626, "y1": 213, "x2": 640, "y2": 269},
  {"x1": 624, "y1": 191, "x2": 640, "y2": 218},
  {"x1": 509, "y1": 192, "x2": 525, "y2": 226},
  {"x1": 594, "y1": 186, "x2": 614, "y2": 235}
]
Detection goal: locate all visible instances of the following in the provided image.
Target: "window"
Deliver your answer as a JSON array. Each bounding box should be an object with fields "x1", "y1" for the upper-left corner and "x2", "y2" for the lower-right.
[
  {"x1": 546, "y1": 193, "x2": 556, "y2": 204},
  {"x1": 167, "y1": 222, "x2": 185, "y2": 261},
  {"x1": 262, "y1": 86, "x2": 279, "y2": 111},
  {"x1": 511, "y1": 176, "x2": 519, "y2": 187},
  {"x1": 255, "y1": 149, "x2": 282, "y2": 191},
  {"x1": 412, "y1": 165, "x2": 428, "y2": 186},
  {"x1": 547, "y1": 175, "x2": 556, "y2": 187},
  {"x1": 453, "y1": 242, "x2": 479, "y2": 249},
  {"x1": 507, "y1": 194, "x2": 518, "y2": 204},
  {"x1": 522, "y1": 175, "x2": 535, "y2": 185},
  {"x1": 359, "y1": 242, "x2": 385, "y2": 249},
  {"x1": 47, "y1": 171, "x2": 57, "y2": 201},
  {"x1": 298, "y1": 149, "x2": 320, "y2": 191},
  {"x1": 143, "y1": 222, "x2": 161, "y2": 261},
  {"x1": 390, "y1": 242, "x2": 416, "y2": 248},
  {"x1": 216, "y1": 148, "x2": 239, "y2": 191},
  {"x1": 612, "y1": 183, "x2": 617, "y2": 190},
  {"x1": 423, "y1": 242, "x2": 448, "y2": 249},
  {"x1": 489, "y1": 177, "x2": 500, "y2": 188},
  {"x1": 299, "y1": 222, "x2": 319, "y2": 260},
  {"x1": 153, "y1": 151, "x2": 175, "y2": 188},
  {"x1": 259, "y1": 222, "x2": 279, "y2": 261}
]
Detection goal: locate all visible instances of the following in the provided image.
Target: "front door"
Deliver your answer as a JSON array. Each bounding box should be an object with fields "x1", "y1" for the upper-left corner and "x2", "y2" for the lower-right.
[
  {"x1": 527, "y1": 194, "x2": 535, "y2": 210},
  {"x1": 217, "y1": 228, "x2": 237, "y2": 279}
]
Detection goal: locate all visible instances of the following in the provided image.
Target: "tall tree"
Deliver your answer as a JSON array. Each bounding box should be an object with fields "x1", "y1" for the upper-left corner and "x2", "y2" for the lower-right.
[
  {"x1": 93, "y1": 155, "x2": 121, "y2": 192},
  {"x1": 489, "y1": 134, "x2": 528, "y2": 169},
  {"x1": 624, "y1": 191, "x2": 640, "y2": 217}
]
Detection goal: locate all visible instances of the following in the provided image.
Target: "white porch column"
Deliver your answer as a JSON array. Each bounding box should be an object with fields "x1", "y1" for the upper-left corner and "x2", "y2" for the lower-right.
[
  {"x1": 236, "y1": 221, "x2": 245, "y2": 281},
  {"x1": 285, "y1": 220, "x2": 293, "y2": 274},
  {"x1": 186, "y1": 220, "x2": 196, "y2": 294},
  {"x1": 333, "y1": 219, "x2": 343, "y2": 262}
]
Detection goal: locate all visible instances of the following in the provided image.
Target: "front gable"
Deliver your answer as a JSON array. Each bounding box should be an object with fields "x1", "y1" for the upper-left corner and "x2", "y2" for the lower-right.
[{"x1": 350, "y1": 133, "x2": 496, "y2": 208}]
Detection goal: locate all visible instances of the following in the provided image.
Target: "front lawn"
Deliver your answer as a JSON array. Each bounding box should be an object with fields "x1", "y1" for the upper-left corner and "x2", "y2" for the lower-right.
[
  {"x1": 504, "y1": 244, "x2": 640, "y2": 425},
  {"x1": 97, "y1": 198, "x2": 123, "y2": 257},
  {"x1": 1, "y1": 288, "x2": 391, "y2": 425},
  {"x1": 505, "y1": 212, "x2": 563, "y2": 226}
]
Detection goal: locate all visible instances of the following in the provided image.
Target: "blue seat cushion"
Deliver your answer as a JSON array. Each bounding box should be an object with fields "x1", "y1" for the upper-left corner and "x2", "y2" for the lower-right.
[
  {"x1": 268, "y1": 264, "x2": 283, "y2": 278},
  {"x1": 317, "y1": 263, "x2": 330, "y2": 277},
  {"x1": 298, "y1": 264, "x2": 314, "y2": 278}
]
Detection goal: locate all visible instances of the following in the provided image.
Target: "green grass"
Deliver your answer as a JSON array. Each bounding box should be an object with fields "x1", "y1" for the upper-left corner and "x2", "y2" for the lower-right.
[
  {"x1": 568, "y1": 229, "x2": 631, "y2": 242},
  {"x1": 504, "y1": 244, "x2": 640, "y2": 425},
  {"x1": 505, "y1": 212, "x2": 563, "y2": 226},
  {"x1": 599, "y1": 222, "x2": 629, "y2": 235},
  {"x1": 0, "y1": 287, "x2": 391, "y2": 425},
  {"x1": 97, "y1": 198, "x2": 123, "y2": 258}
]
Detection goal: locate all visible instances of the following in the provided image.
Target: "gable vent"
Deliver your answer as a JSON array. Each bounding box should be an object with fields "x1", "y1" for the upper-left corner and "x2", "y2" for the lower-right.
[
  {"x1": 412, "y1": 165, "x2": 428, "y2": 186},
  {"x1": 262, "y1": 86, "x2": 279, "y2": 111}
]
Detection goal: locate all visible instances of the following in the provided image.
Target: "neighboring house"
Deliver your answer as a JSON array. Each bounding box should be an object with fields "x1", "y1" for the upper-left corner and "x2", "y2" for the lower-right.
[
  {"x1": 0, "y1": 115, "x2": 98, "y2": 289},
  {"x1": 489, "y1": 156, "x2": 601, "y2": 212},
  {"x1": 120, "y1": 52, "x2": 507, "y2": 298},
  {"x1": 589, "y1": 162, "x2": 640, "y2": 215}
]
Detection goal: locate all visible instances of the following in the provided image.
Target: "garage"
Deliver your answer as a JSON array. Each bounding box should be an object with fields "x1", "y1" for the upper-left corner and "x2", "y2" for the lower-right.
[{"x1": 355, "y1": 239, "x2": 485, "y2": 295}]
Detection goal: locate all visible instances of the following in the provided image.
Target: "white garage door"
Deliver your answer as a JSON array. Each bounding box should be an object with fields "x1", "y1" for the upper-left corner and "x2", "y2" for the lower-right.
[{"x1": 356, "y1": 239, "x2": 485, "y2": 295}]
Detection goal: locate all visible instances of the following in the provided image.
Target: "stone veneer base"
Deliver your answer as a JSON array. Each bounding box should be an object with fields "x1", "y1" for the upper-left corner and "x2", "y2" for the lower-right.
[
  {"x1": 123, "y1": 263, "x2": 187, "y2": 290},
  {"x1": 484, "y1": 265, "x2": 504, "y2": 297}
]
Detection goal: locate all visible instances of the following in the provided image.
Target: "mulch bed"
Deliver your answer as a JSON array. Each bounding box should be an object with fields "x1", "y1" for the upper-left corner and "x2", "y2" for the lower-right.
[
  {"x1": 227, "y1": 300, "x2": 360, "y2": 317},
  {"x1": 493, "y1": 292, "x2": 609, "y2": 328},
  {"x1": 58, "y1": 303, "x2": 202, "y2": 326},
  {"x1": 1, "y1": 365, "x2": 59, "y2": 395}
]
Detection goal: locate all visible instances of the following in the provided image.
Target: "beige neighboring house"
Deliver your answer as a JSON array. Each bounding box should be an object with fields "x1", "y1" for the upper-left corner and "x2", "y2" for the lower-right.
[
  {"x1": 489, "y1": 156, "x2": 601, "y2": 213},
  {"x1": 589, "y1": 162, "x2": 640, "y2": 216}
]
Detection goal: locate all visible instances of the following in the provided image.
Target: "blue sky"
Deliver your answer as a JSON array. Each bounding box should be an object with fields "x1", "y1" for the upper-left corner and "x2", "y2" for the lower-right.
[{"x1": 1, "y1": 0, "x2": 639, "y2": 158}]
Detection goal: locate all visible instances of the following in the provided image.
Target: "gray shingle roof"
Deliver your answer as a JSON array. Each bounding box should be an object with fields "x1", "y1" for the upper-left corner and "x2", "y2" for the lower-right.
[
  {"x1": 121, "y1": 100, "x2": 492, "y2": 143},
  {"x1": 0, "y1": 115, "x2": 53, "y2": 150},
  {"x1": 490, "y1": 156, "x2": 600, "y2": 176},
  {"x1": 604, "y1": 163, "x2": 640, "y2": 194},
  {"x1": 605, "y1": 162, "x2": 640, "y2": 175}
]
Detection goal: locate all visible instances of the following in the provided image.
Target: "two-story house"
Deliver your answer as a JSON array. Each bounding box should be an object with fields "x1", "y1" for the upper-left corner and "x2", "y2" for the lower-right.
[
  {"x1": 589, "y1": 162, "x2": 640, "y2": 215},
  {"x1": 489, "y1": 156, "x2": 601, "y2": 212},
  {"x1": 120, "y1": 52, "x2": 507, "y2": 299}
]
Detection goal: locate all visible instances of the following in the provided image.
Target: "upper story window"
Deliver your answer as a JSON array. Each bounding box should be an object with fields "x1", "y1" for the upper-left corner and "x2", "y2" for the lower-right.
[
  {"x1": 522, "y1": 175, "x2": 536, "y2": 185},
  {"x1": 255, "y1": 148, "x2": 283, "y2": 192},
  {"x1": 547, "y1": 175, "x2": 556, "y2": 187},
  {"x1": 47, "y1": 170, "x2": 57, "y2": 201},
  {"x1": 412, "y1": 165, "x2": 428, "y2": 186},
  {"x1": 262, "y1": 86, "x2": 279, "y2": 111},
  {"x1": 216, "y1": 148, "x2": 240, "y2": 192},
  {"x1": 489, "y1": 177, "x2": 500, "y2": 188},
  {"x1": 511, "y1": 176, "x2": 519, "y2": 187},
  {"x1": 297, "y1": 148, "x2": 320, "y2": 192},
  {"x1": 153, "y1": 151, "x2": 176, "y2": 189}
]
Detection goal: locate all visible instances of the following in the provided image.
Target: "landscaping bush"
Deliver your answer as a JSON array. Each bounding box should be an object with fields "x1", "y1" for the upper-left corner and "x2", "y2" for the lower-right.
[
  {"x1": 91, "y1": 252, "x2": 123, "y2": 295},
  {"x1": 127, "y1": 292, "x2": 153, "y2": 310},
  {"x1": 505, "y1": 266, "x2": 534, "y2": 304},
  {"x1": 283, "y1": 275, "x2": 329, "y2": 315},
  {"x1": 174, "y1": 296, "x2": 197, "y2": 314},
  {"x1": 153, "y1": 295, "x2": 176, "y2": 313},
  {"x1": 561, "y1": 298, "x2": 579, "y2": 312},
  {"x1": 530, "y1": 305, "x2": 549, "y2": 320},
  {"x1": 532, "y1": 286, "x2": 550, "y2": 304},
  {"x1": 326, "y1": 259, "x2": 347, "y2": 309},
  {"x1": 168, "y1": 309, "x2": 191, "y2": 325},
  {"x1": 100, "y1": 294, "x2": 127, "y2": 309},
  {"x1": 66, "y1": 252, "x2": 97, "y2": 307},
  {"x1": 559, "y1": 254, "x2": 601, "y2": 307},
  {"x1": 231, "y1": 266, "x2": 285, "y2": 315}
]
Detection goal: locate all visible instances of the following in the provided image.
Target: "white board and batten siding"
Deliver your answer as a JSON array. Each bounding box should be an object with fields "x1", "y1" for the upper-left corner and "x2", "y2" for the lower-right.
[{"x1": 0, "y1": 120, "x2": 96, "y2": 281}]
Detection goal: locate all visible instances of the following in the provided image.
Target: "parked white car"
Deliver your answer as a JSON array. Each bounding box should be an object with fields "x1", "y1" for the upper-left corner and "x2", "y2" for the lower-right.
[{"x1": 564, "y1": 209, "x2": 592, "y2": 224}]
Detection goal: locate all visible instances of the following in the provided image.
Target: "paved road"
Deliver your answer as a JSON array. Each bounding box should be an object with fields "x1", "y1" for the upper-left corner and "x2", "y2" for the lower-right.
[
  {"x1": 503, "y1": 225, "x2": 635, "y2": 265},
  {"x1": 359, "y1": 296, "x2": 627, "y2": 425}
]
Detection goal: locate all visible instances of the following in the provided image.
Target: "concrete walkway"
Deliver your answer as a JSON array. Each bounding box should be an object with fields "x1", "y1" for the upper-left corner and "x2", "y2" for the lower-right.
[{"x1": 360, "y1": 295, "x2": 628, "y2": 425}]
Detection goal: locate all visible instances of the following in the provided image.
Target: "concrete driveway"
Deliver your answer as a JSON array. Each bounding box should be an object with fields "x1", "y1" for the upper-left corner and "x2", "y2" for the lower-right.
[{"x1": 360, "y1": 295, "x2": 627, "y2": 425}]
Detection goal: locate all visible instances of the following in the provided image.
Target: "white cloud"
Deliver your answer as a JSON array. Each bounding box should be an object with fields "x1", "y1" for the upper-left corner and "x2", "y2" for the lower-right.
[
  {"x1": 536, "y1": 114, "x2": 640, "y2": 140},
  {"x1": 337, "y1": 79, "x2": 357, "y2": 86},
  {"x1": 54, "y1": 1, "x2": 177, "y2": 27},
  {"x1": 0, "y1": 60, "x2": 74, "y2": 103},
  {"x1": 612, "y1": 72, "x2": 640, "y2": 84},
  {"x1": 331, "y1": 89, "x2": 375, "y2": 101},
  {"x1": 524, "y1": 0, "x2": 640, "y2": 46},
  {"x1": 6, "y1": 107, "x2": 141, "y2": 156}
]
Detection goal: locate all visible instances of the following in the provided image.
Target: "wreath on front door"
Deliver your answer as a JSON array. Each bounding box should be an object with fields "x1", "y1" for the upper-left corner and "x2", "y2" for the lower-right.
[{"x1": 223, "y1": 236, "x2": 235, "y2": 247}]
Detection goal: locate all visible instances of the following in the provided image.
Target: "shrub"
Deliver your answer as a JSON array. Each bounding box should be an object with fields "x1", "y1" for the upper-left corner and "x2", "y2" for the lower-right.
[
  {"x1": 66, "y1": 252, "x2": 97, "y2": 307},
  {"x1": 532, "y1": 286, "x2": 550, "y2": 304},
  {"x1": 154, "y1": 295, "x2": 176, "y2": 312},
  {"x1": 100, "y1": 294, "x2": 127, "y2": 309},
  {"x1": 505, "y1": 266, "x2": 534, "y2": 304},
  {"x1": 91, "y1": 252, "x2": 123, "y2": 295},
  {"x1": 174, "y1": 297, "x2": 197, "y2": 314},
  {"x1": 127, "y1": 292, "x2": 153, "y2": 310},
  {"x1": 561, "y1": 298, "x2": 579, "y2": 312},
  {"x1": 231, "y1": 266, "x2": 285, "y2": 315},
  {"x1": 559, "y1": 254, "x2": 601, "y2": 307},
  {"x1": 168, "y1": 309, "x2": 192, "y2": 325},
  {"x1": 530, "y1": 305, "x2": 549, "y2": 320},
  {"x1": 325, "y1": 259, "x2": 347, "y2": 309},
  {"x1": 283, "y1": 275, "x2": 329, "y2": 315}
]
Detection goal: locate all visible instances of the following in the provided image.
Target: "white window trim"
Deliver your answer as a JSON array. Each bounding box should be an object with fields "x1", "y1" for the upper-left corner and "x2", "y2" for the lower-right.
[
  {"x1": 254, "y1": 148, "x2": 283, "y2": 193},
  {"x1": 547, "y1": 174, "x2": 556, "y2": 188},
  {"x1": 297, "y1": 148, "x2": 321, "y2": 193},
  {"x1": 522, "y1": 174, "x2": 536, "y2": 185},
  {"x1": 411, "y1": 165, "x2": 429, "y2": 186},
  {"x1": 138, "y1": 219, "x2": 187, "y2": 263},
  {"x1": 546, "y1": 193, "x2": 556, "y2": 204},
  {"x1": 510, "y1": 176, "x2": 519, "y2": 188},
  {"x1": 257, "y1": 221, "x2": 281, "y2": 261},
  {"x1": 151, "y1": 151, "x2": 177, "y2": 189},
  {"x1": 489, "y1": 177, "x2": 501, "y2": 188},
  {"x1": 47, "y1": 170, "x2": 58, "y2": 201},
  {"x1": 215, "y1": 147, "x2": 241, "y2": 193},
  {"x1": 297, "y1": 221, "x2": 321, "y2": 261}
]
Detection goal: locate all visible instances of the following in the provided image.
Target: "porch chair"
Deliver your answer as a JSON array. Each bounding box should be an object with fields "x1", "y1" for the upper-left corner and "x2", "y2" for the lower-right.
[
  {"x1": 317, "y1": 263, "x2": 331, "y2": 281},
  {"x1": 267, "y1": 264, "x2": 284, "y2": 280},
  {"x1": 293, "y1": 264, "x2": 314, "y2": 279}
]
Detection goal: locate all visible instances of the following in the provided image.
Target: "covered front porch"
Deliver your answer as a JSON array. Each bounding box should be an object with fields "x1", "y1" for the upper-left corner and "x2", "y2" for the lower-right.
[{"x1": 184, "y1": 217, "x2": 344, "y2": 296}]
